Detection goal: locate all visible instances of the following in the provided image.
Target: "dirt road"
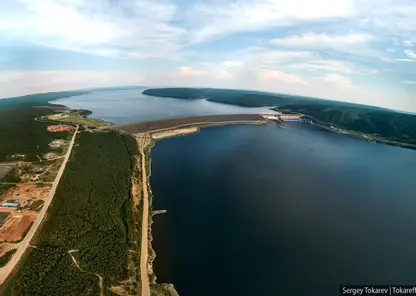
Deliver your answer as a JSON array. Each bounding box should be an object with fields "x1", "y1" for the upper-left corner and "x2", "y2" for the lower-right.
[
  {"x1": 138, "y1": 134, "x2": 151, "y2": 296},
  {"x1": 0, "y1": 126, "x2": 79, "y2": 285}
]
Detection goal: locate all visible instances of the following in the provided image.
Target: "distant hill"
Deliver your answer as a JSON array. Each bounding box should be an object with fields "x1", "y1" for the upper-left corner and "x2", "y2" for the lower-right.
[
  {"x1": 142, "y1": 87, "x2": 323, "y2": 107},
  {"x1": 0, "y1": 90, "x2": 89, "y2": 110},
  {"x1": 274, "y1": 104, "x2": 416, "y2": 144},
  {"x1": 143, "y1": 87, "x2": 416, "y2": 147}
]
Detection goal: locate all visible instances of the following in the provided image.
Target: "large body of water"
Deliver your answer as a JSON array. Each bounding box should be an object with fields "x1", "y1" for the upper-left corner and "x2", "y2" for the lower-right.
[
  {"x1": 52, "y1": 88, "x2": 273, "y2": 125},
  {"x1": 52, "y1": 89, "x2": 416, "y2": 296}
]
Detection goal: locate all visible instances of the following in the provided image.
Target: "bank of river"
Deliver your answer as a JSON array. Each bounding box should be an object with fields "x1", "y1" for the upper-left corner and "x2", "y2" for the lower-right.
[{"x1": 150, "y1": 123, "x2": 416, "y2": 296}]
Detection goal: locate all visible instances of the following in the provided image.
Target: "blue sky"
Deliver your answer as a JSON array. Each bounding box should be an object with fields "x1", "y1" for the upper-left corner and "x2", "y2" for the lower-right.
[{"x1": 0, "y1": 0, "x2": 415, "y2": 111}]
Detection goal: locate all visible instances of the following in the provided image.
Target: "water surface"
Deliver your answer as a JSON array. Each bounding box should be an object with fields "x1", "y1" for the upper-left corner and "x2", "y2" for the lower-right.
[
  {"x1": 150, "y1": 123, "x2": 416, "y2": 296},
  {"x1": 52, "y1": 88, "x2": 273, "y2": 124}
]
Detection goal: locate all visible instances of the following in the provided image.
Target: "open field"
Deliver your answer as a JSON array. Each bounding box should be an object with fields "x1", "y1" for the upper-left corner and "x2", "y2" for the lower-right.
[
  {"x1": 0, "y1": 184, "x2": 50, "y2": 204},
  {"x1": 0, "y1": 212, "x2": 36, "y2": 242},
  {"x1": 45, "y1": 113, "x2": 110, "y2": 128},
  {"x1": 113, "y1": 114, "x2": 265, "y2": 134}
]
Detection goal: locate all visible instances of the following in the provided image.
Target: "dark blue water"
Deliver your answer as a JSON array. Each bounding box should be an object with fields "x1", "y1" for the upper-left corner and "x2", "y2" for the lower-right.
[{"x1": 150, "y1": 123, "x2": 416, "y2": 296}]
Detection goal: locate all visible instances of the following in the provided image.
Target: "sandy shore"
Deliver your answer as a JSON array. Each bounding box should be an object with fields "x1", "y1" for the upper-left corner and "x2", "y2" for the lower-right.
[{"x1": 151, "y1": 127, "x2": 199, "y2": 139}]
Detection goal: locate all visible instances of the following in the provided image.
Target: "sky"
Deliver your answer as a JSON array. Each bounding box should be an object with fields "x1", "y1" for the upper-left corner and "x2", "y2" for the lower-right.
[{"x1": 0, "y1": 0, "x2": 415, "y2": 111}]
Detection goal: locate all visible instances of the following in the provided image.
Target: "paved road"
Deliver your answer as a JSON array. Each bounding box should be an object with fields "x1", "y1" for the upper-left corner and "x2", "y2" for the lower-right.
[
  {"x1": 0, "y1": 126, "x2": 79, "y2": 285},
  {"x1": 138, "y1": 135, "x2": 151, "y2": 296}
]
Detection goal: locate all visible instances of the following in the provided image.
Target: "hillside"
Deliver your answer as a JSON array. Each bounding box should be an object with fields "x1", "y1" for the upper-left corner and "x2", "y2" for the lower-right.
[
  {"x1": 142, "y1": 87, "x2": 319, "y2": 107},
  {"x1": 274, "y1": 104, "x2": 416, "y2": 144},
  {"x1": 143, "y1": 87, "x2": 416, "y2": 146}
]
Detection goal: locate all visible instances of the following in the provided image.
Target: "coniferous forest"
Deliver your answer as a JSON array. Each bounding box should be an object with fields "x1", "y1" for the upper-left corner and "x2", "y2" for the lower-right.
[{"x1": 2, "y1": 131, "x2": 138, "y2": 296}]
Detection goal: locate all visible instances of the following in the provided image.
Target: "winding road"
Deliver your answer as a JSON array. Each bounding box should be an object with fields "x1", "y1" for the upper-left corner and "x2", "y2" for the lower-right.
[{"x1": 0, "y1": 126, "x2": 79, "y2": 285}]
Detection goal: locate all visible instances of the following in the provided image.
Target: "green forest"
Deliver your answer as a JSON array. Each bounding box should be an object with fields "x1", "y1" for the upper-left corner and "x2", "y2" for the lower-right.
[
  {"x1": 0, "y1": 249, "x2": 17, "y2": 268},
  {"x1": 2, "y1": 131, "x2": 138, "y2": 296},
  {"x1": 0, "y1": 91, "x2": 89, "y2": 162},
  {"x1": 274, "y1": 104, "x2": 416, "y2": 144},
  {"x1": 142, "y1": 87, "x2": 318, "y2": 107}
]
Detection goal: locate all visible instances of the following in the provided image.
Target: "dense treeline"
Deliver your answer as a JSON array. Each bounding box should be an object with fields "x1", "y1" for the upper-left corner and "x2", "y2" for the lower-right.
[
  {"x1": 274, "y1": 104, "x2": 416, "y2": 144},
  {"x1": 2, "y1": 131, "x2": 138, "y2": 296},
  {"x1": 0, "y1": 108, "x2": 69, "y2": 161},
  {"x1": 142, "y1": 87, "x2": 318, "y2": 107},
  {"x1": 0, "y1": 249, "x2": 17, "y2": 267},
  {"x1": 0, "y1": 184, "x2": 15, "y2": 196}
]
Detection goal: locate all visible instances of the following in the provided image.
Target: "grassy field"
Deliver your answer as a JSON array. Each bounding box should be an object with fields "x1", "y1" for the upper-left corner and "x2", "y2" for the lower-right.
[
  {"x1": 1, "y1": 131, "x2": 138, "y2": 296},
  {"x1": 53, "y1": 116, "x2": 109, "y2": 128}
]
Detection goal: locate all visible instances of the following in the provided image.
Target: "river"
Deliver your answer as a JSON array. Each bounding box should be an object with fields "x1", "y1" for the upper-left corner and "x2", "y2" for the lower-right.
[{"x1": 52, "y1": 89, "x2": 416, "y2": 296}]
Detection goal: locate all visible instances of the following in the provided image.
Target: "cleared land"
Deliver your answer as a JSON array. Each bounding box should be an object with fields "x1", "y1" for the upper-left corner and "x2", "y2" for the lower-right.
[
  {"x1": 0, "y1": 212, "x2": 36, "y2": 242},
  {"x1": 0, "y1": 125, "x2": 78, "y2": 286},
  {"x1": 113, "y1": 114, "x2": 265, "y2": 134},
  {"x1": 151, "y1": 127, "x2": 199, "y2": 139}
]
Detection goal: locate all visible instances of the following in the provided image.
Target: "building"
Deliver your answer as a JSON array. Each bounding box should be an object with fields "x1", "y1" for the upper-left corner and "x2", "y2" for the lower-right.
[
  {"x1": 49, "y1": 139, "x2": 65, "y2": 148},
  {"x1": 281, "y1": 114, "x2": 301, "y2": 122},
  {"x1": 266, "y1": 116, "x2": 280, "y2": 121},
  {"x1": 0, "y1": 212, "x2": 10, "y2": 227},
  {"x1": 1, "y1": 202, "x2": 19, "y2": 208}
]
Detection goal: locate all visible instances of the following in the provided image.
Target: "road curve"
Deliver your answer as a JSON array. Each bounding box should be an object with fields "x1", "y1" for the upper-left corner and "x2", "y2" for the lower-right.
[
  {"x1": 0, "y1": 126, "x2": 79, "y2": 285},
  {"x1": 138, "y1": 135, "x2": 151, "y2": 296}
]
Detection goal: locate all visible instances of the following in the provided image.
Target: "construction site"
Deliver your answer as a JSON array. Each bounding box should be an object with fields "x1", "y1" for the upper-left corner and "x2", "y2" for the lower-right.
[{"x1": 0, "y1": 184, "x2": 50, "y2": 244}]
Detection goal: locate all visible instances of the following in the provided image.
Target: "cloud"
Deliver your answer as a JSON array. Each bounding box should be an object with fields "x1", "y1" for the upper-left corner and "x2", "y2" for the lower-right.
[
  {"x1": 188, "y1": 0, "x2": 356, "y2": 42},
  {"x1": 404, "y1": 49, "x2": 416, "y2": 59},
  {"x1": 258, "y1": 69, "x2": 307, "y2": 85},
  {"x1": 405, "y1": 80, "x2": 416, "y2": 84},
  {"x1": 289, "y1": 60, "x2": 356, "y2": 74},
  {"x1": 270, "y1": 33, "x2": 372, "y2": 48},
  {"x1": 320, "y1": 73, "x2": 351, "y2": 88},
  {"x1": 173, "y1": 67, "x2": 205, "y2": 77},
  {"x1": 0, "y1": 0, "x2": 186, "y2": 59}
]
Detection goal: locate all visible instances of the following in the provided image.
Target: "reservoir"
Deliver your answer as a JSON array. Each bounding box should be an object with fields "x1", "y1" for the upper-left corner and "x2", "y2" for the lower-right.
[
  {"x1": 52, "y1": 89, "x2": 416, "y2": 295},
  {"x1": 51, "y1": 88, "x2": 273, "y2": 124},
  {"x1": 150, "y1": 123, "x2": 416, "y2": 296}
]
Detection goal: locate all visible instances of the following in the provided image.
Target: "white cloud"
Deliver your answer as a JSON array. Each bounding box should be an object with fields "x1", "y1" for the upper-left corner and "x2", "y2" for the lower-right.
[
  {"x1": 289, "y1": 60, "x2": 356, "y2": 74},
  {"x1": 173, "y1": 67, "x2": 205, "y2": 77},
  {"x1": 258, "y1": 69, "x2": 307, "y2": 84},
  {"x1": 270, "y1": 33, "x2": 372, "y2": 48},
  {"x1": 404, "y1": 49, "x2": 416, "y2": 59},
  {"x1": 0, "y1": 0, "x2": 186, "y2": 59},
  {"x1": 405, "y1": 80, "x2": 416, "y2": 84},
  {"x1": 320, "y1": 73, "x2": 352, "y2": 88},
  {"x1": 188, "y1": 0, "x2": 356, "y2": 42}
]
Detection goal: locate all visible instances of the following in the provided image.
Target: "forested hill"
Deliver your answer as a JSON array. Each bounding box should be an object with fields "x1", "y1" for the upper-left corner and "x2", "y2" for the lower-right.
[
  {"x1": 142, "y1": 87, "x2": 322, "y2": 107},
  {"x1": 143, "y1": 87, "x2": 416, "y2": 146},
  {"x1": 0, "y1": 90, "x2": 89, "y2": 110},
  {"x1": 274, "y1": 104, "x2": 416, "y2": 145}
]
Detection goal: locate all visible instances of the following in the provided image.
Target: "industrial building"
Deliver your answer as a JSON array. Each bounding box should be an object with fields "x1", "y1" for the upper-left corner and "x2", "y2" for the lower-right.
[
  {"x1": 1, "y1": 202, "x2": 19, "y2": 208},
  {"x1": 280, "y1": 114, "x2": 301, "y2": 122}
]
